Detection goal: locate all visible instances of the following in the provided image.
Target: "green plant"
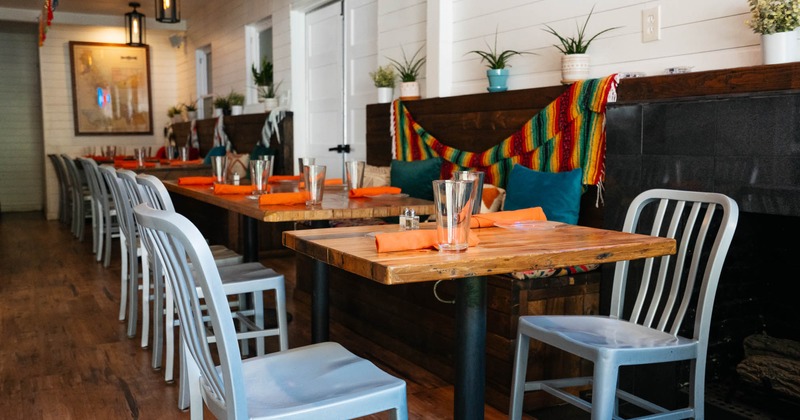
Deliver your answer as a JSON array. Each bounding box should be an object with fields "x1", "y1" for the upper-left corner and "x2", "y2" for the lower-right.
[
  {"x1": 387, "y1": 45, "x2": 426, "y2": 82},
  {"x1": 182, "y1": 99, "x2": 197, "y2": 112},
  {"x1": 251, "y1": 56, "x2": 273, "y2": 86},
  {"x1": 468, "y1": 29, "x2": 533, "y2": 69},
  {"x1": 747, "y1": 0, "x2": 800, "y2": 34},
  {"x1": 370, "y1": 65, "x2": 396, "y2": 88},
  {"x1": 542, "y1": 5, "x2": 621, "y2": 54},
  {"x1": 227, "y1": 90, "x2": 245, "y2": 106},
  {"x1": 167, "y1": 105, "x2": 182, "y2": 118},
  {"x1": 213, "y1": 95, "x2": 230, "y2": 110}
]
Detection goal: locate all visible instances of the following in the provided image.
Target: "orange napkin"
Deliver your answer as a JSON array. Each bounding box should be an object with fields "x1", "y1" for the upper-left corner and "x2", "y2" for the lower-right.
[
  {"x1": 213, "y1": 184, "x2": 254, "y2": 195},
  {"x1": 375, "y1": 229, "x2": 480, "y2": 253},
  {"x1": 268, "y1": 175, "x2": 301, "y2": 183},
  {"x1": 469, "y1": 207, "x2": 547, "y2": 228},
  {"x1": 115, "y1": 161, "x2": 156, "y2": 169},
  {"x1": 170, "y1": 159, "x2": 203, "y2": 165},
  {"x1": 178, "y1": 176, "x2": 216, "y2": 185},
  {"x1": 258, "y1": 191, "x2": 310, "y2": 206},
  {"x1": 298, "y1": 178, "x2": 344, "y2": 188},
  {"x1": 348, "y1": 186, "x2": 402, "y2": 198}
]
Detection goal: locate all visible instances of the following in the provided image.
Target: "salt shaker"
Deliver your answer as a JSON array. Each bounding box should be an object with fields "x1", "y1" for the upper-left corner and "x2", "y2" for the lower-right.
[
  {"x1": 400, "y1": 208, "x2": 419, "y2": 230},
  {"x1": 232, "y1": 172, "x2": 240, "y2": 185}
]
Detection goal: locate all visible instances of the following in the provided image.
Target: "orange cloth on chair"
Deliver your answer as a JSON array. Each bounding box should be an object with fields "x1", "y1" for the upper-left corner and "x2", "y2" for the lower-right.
[
  {"x1": 213, "y1": 184, "x2": 254, "y2": 195},
  {"x1": 375, "y1": 229, "x2": 480, "y2": 253},
  {"x1": 469, "y1": 207, "x2": 547, "y2": 228},
  {"x1": 258, "y1": 191, "x2": 310, "y2": 206},
  {"x1": 178, "y1": 176, "x2": 216, "y2": 185},
  {"x1": 348, "y1": 186, "x2": 402, "y2": 198}
]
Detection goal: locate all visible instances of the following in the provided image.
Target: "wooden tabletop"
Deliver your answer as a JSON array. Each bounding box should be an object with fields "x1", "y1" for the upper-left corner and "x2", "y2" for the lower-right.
[
  {"x1": 164, "y1": 180, "x2": 437, "y2": 222},
  {"x1": 283, "y1": 222, "x2": 676, "y2": 285}
]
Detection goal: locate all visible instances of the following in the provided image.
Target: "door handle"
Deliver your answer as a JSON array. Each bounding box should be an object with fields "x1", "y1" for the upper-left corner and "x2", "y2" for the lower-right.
[{"x1": 328, "y1": 144, "x2": 351, "y2": 154}]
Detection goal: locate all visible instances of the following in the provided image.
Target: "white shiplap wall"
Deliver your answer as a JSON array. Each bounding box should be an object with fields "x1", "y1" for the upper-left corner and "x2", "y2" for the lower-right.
[
  {"x1": 39, "y1": 23, "x2": 180, "y2": 219},
  {"x1": 0, "y1": 21, "x2": 44, "y2": 213}
]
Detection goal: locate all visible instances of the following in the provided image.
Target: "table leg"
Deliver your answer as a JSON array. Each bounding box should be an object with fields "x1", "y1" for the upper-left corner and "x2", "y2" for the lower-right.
[
  {"x1": 243, "y1": 215, "x2": 259, "y2": 262},
  {"x1": 455, "y1": 276, "x2": 486, "y2": 420},
  {"x1": 311, "y1": 258, "x2": 329, "y2": 343}
]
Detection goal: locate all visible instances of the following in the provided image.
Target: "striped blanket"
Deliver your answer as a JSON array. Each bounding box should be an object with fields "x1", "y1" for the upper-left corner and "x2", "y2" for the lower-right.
[{"x1": 391, "y1": 74, "x2": 619, "y2": 191}]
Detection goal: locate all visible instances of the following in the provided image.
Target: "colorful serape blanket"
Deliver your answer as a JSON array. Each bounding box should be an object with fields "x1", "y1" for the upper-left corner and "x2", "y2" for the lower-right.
[{"x1": 391, "y1": 74, "x2": 619, "y2": 191}]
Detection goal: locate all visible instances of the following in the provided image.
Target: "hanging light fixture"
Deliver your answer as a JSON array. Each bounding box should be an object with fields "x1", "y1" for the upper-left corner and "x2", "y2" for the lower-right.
[
  {"x1": 155, "y1": 0, "x2": 180, "y2": 23},
  {"x1": 125, "y1": 2, "x2": 146, "y2": 46}
]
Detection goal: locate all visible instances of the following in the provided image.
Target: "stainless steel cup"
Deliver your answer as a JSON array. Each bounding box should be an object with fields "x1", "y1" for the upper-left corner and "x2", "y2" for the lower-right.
[
  {"x1": 432, "y1": 179, "x2": 475, "y2": 251},
  {"x1": 344, "y1": 160, "x2": 365, "y2": 190},
  {"x1": 303, "y1": 164, "x2": 326, "y2": 206}
]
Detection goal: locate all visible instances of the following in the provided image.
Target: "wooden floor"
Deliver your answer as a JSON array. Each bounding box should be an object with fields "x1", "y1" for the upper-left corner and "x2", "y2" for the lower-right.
[{"x1": 0, "y1": 212, "x2": 539, "y2": 419}]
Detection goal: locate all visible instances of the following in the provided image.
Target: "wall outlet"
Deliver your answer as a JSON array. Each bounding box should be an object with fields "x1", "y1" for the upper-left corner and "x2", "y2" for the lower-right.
[{"x1": 642, "y1": 6, "x2": 661, "y2": 43}]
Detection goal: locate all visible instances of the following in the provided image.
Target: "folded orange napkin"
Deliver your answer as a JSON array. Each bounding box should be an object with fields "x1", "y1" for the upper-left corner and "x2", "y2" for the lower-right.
[
  {"x1": 348, "y1": 186, "x2": 402, "y2": 198},
  {"x1": 115, "y1": 161, "x2": 156, "y2": 169},
  {"x1": 170, "y1": 159, "x2": 203, "y2": 165},
  {"x1": 298, "y1": 178, "x2": 344, "y2": 188},
  {"x1": 178, "y1": 176, "x2": 216, "y2": 185},
  {"x1": 213, "y1": 184, "x2": 254, "y2": 195},
  {"x1": 375, "y1": 229, "x2": 480, "y2": 253},
  {"x1": 268, "y1": 175, "x2": 302, "y2": 183},
  {"x1": 258, "y1": 191, "x2": 310, "y2": 206},
  {"x1": 469, "y1": 207, "x2": 547, "y2": 228}
]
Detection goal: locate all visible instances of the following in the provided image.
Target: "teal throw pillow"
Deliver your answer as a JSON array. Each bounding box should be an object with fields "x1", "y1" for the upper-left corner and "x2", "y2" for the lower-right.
[
  {"x1": 503, "y1": 165, "x2": 582, "y2": 224},
  {"x1": 390, "y1": 157, "x2": 442, "y2": 201},
  {"x1": 203, "y1": 146, "x2": 228, "y2": 164}
]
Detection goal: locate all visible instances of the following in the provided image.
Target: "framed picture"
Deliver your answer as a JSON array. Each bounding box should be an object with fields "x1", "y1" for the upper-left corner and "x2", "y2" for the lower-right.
[{"x1": 69, "y1": 41, "x2": 153, "y2": 135}]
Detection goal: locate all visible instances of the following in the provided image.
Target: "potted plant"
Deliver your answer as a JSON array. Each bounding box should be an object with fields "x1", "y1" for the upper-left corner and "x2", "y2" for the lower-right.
[
  {"x1": 370, "y1": 65, "x2": 396, "y2": 103},
  {"x1": 387, "y1": 44, "x2": 425, "y2": 100},
  {"x1": 542, "y1": 5, "x2": 621, "y2": 84},
  {"x1": 167, "y1": 105, "x2": 183, "y2": 123},
  {"x1": 251, "y1": 57, "x2": 273, "y2": 102},
  {"x1": 258, "y1": 81, "x2": 282, "y2": 111},
  {"x1": 468, "y1": 29, "x2": 533, "y2": 92},
  {"x1": 747, "y1": 0, "x2": 800, "y2": 64},
  {"x1": 228, "y1": 90, "x2": 245, "y2": 116},
  {"x1": 213, "y1": 95, "x2": 230, "y2": 117},
  {"x1": 183, "y1": 99, "x2": 198, "y2": 120}
]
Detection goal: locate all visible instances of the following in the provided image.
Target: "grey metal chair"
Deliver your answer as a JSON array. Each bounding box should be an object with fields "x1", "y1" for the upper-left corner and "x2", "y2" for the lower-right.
[
  {"x1": 79, "y1": 158, "x2": 119, "y2": 267},
  {"x1": 48, "y1": 154, "x2": 69, "y2": 225},
  {"x1": 60, "y1": 154, "x2": 91, "y2": 241},
  {"x1": 509, "y1": 189, "x2": 739, "y2": 420}
]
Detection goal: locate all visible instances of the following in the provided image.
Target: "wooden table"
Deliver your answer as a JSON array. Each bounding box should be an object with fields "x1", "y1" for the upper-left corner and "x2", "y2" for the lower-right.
[
  {"x1": 283, "y1": 222, "x2": 676, "y2": 420},
  {"x1": 164, "y1": 180, "x2": 437, "y2": 339}
]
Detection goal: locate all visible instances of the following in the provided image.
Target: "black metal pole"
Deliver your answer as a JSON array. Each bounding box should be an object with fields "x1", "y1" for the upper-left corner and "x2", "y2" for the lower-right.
[
  {"x1": 243, "y1": 216, "x2": 259, "y2": 262},
  {"x1": 455, "y1": 276, "x2": 486, "y2": 420},
  {"x1": 311, "y1": 258, "x2": 329, "y2": 343}
]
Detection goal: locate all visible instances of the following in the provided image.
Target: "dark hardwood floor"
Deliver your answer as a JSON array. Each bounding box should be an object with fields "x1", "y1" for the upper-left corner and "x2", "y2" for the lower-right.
[{"x1": 0, "y1": 212, "x2": 534, "y2": 419}]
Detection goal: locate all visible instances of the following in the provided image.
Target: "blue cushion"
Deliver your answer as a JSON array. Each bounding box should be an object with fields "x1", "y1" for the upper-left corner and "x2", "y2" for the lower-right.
[
  {"x1": 390, "y1": 157, "x2": 442, "y2": 201},
  {"x1": 503, "y1": 165, "x2": 582, "y2": 225},
  {"x1": 203, "y1": 146, "x2": 228, "y2": 164}
]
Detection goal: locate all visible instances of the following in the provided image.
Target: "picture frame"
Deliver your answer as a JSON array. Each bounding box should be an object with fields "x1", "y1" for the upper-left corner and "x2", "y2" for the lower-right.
[{"x1": 69, "y1": 41, "x2": 153, "y2": 135}]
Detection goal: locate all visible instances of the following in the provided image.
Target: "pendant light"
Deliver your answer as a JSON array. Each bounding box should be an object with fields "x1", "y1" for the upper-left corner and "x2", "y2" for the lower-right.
[
  {"x1": 155, "y1": 0, "x2": 180, "y2": 23},
  {"x1": 125, "y1": 2, "x2": 146, "y2": 46}
]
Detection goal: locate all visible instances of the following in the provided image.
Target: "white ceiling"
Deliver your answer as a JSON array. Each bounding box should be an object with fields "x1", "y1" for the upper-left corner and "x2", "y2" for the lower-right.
[{"x1": 0, "y1": 0, "x2": 196, "y2": 19}]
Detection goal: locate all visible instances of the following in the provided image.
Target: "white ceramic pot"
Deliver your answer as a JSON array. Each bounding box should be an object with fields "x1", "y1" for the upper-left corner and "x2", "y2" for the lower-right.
[
  {"x1": 264, "y1": 98, "x2": 278, "y2": 111},
  {"x1": 186, "y1": 111, "x2": 197, "y2": 121},
  {"x1": 399, "y1": 81, "x2": 420, "y2": 100},
  {"x1": 231, "y1": 105, "x2": 244, "y2": 116},
  {"x1": 377, "y1": 87, "x2": 394, "y2": 103},
  {"x1": 762, "y1": 30, "x2": 799, "y2": 64},
  {"x1": 561, "y1": 54, "x2": 590, "y2": 84},
  {"x1": 213, "y1": 108, "x2": 223, "y2": 117},
  {"x1": 172, "y1": 115, "x2": 183, "y2": 124}
]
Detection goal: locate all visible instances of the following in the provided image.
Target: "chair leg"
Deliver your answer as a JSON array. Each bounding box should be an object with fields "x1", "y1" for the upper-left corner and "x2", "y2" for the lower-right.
[
  {"x1": 126, "y1": 238, "x2": 139, "y2": 338},
  {"x1": 118, "y1": 234, "x2": 128, "y2": 322},
  {"x1": 96, "y1": 205, "x2": 104, "y2": 262},
  {"x1": 690, "y1": 358, "x2": 704, "y2": 419},
  {"x1": 140, "y1": 248, "x2": 150, "y2": 349},
  {"x1": 151, "y1": 260, "x2": 164, "y2": 370},
  {"x1": 164, "y1": 279, "x2": 176, "y2": 383},
  {"x1": 275, "y1": 282, "x2": 289, "y2": 351},
  {"x1": 590, "y1": 361, "x2": 619, "y2": 420},
  {"x1": 254, "y1": 291, "x2": 265, "y2": 356},
  {"x1": 103, "y1": 213, "x2": 113, "y2": 267},
  {"x1": 509, "y1": 332, "x2": 531, "y2": 420}
]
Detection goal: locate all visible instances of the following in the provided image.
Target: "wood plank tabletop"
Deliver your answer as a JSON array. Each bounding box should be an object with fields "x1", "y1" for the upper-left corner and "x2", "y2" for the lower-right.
[
  {"x1": 283, "y1": 222, "x2": 676, "y2": 285},
  {"x1": 164, "y1": 180, "x2": 436, "y2": 222}
]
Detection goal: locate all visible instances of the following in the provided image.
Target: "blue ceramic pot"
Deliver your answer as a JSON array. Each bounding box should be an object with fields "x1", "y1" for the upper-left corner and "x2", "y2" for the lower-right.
[{"x1": 486, "y1": 68, "x2": 509, "y2": 92}]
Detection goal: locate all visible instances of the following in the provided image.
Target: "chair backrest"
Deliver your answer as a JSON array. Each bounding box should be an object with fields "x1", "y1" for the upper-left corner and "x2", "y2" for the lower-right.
[
  {"x1": 60, "y1": 154, "x2": 84, "y2": 193},
  {"x1": 610, "y1": 189, "x2": 739, "y2": 345},
  {"x1": 133, "y1": 203, "x2": 246, "y2": 416},
  {"x1": 78, "y1": 158, "x2": 102, "y2": 204},
  {"x1": 135, "y1": 174, "x2": 176, "y2": 211},
  {"x1": 99, "y1": 165, "x2": 136, "y2": 242}
]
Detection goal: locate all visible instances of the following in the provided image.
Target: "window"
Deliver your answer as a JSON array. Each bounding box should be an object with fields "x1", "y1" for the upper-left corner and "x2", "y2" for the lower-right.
[
  {"x1": 195, "y1": 45, "x2": 213, "y2": 118},
  {"x1": 246, "y1": 17, "x2": 273, "y2": 104}
]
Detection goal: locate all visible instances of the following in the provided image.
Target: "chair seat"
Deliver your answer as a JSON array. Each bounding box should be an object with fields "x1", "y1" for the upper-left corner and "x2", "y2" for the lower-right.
[
  {"x1": 520, "y1": 316, "x2": 698, "y2": 362},
  {"x1": 205, "y1": 341, "x2": 407, "y2": 419},
  {"x1": 209, "y1": 245, "x2": 244, "y2": 267}
]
